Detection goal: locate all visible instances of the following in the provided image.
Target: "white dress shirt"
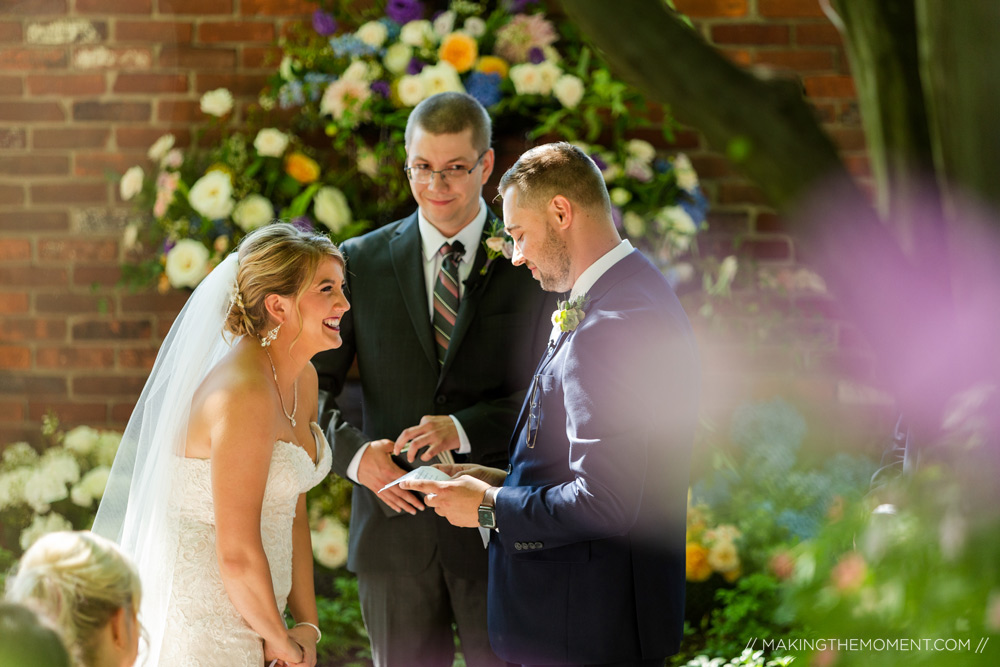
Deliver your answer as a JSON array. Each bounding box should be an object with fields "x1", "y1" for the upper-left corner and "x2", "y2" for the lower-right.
[{"x1": 346, "y1": 201, "x2": 489, "y2": 483}]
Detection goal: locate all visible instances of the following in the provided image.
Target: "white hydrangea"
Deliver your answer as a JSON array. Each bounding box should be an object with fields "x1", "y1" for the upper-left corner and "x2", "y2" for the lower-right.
[
  {"x1": 311, "y1": 515, "x2": 349, "y2": 570},
  {"x1": 397, "y1": 74, "x2": 427, "y2": 107},
  {"x1": 165, "y1": 238, "x2": 210, "y2": 289},
  {"x1": 0, "y1": 468, "x2": 32, "y2": 511},
  {"x1": 188, "y1": 170, "x2": 235, "y2": 220},
  {"x1": 626, "y1": 139, "x2": 656, "y2": 164},
  {"x1": 253, "y1": 128, "x2": 290, "y2": 158},
  {"x1": 313, "y1": 187, "x2": 352, "y2": 234},
  {"x1": 553, "y1": 74, "x2": 584, "y2": 109},
  {"x1": 356, "y1": 20, "x2": 388, "y2": 48},
  {"x1": 63, "y1": 425, "x2": 101, "y2": 456},
  {"x1": 70, "y1": 466, "x2": 112, "y2": 508},
  {"x1": 95, "y1": 432, "x2": 121, "y2": 467},
  {"x1": 200, "y1": 87, "x2": 233, "y2": 117},
  {"x1": 657, "y1": 205, "x2": 697, "y2": 235},
  {"x1": 2, "y1": 441, "x2": 38, "y2": 467},
  {"x1": 673, "y1": 153, "x2": 700, "y2": 193},
  {"x1": 119, "y1": 165, "x2": 144, "y2": 201},
  {"x1": 147, "y1": 133, "x2": 175, "y2": 162},
  {"x1": 399, "y1": 20, "x2": 435, "y2": 48},
  {"x1": 25, "y1": 451, "x2": 79, "y2": 513},
  {"x1": 419, "y1": 62, "x2": 464, "y2": 96},
  {"x1": 232, "y1": 194, "x2": 275, "y2": 232},
  {"x1": 19, "y1": 512, "x2": 73, "y2": 551},
  {"x1": 463, "y1": 17, "x2": 487, "y2": 38},
  {"x1": 383, "y1": 42, "x2": 413, "y2": 75}
]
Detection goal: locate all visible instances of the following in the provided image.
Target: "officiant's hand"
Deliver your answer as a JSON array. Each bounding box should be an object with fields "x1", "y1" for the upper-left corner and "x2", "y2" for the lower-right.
[
  {"x1": 358, "y1": 439, "x2": 425, "y2": 515},
  {"x1": 435, "y1": 463, "x2": 507, "y2": 487},
  {"x1": 400, "y1": 476, "x2": 491, "y2": 528},
  {"x1": 394, "y1": 415, "x2": 460, "y2": 463}
]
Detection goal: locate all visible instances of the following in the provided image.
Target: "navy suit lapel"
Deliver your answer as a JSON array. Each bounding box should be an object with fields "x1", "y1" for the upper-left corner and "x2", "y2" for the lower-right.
[{"x1": 389, "y1": 214, "x2": 437, "y2": 373}]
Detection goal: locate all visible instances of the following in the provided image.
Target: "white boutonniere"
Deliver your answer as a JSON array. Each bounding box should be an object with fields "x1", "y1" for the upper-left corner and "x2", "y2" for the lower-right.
[
  {"x1": 480, "y1": 217, "x2": 513, "y2": 275},
  {"x1": 551, "y1": 294, "x2": 588, "y2": 332}
]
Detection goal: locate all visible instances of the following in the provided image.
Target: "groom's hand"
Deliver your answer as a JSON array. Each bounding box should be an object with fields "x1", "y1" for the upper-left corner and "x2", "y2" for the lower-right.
[
  {"x1": 357, "y1": 439, "x2": 425, "y2": 515},
  {"x1": 400, "y1": 476, "x2": 491, "y2": 528},
  {"x1": 435, "y1": 463, "x2": 507, "y2": 487},
  {"x1": 394, "y1": 415, "x2": 460, "y2": 463}
]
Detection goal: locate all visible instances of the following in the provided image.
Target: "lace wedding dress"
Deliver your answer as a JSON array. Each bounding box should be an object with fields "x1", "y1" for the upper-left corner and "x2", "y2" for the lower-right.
[{"x1": 158, "y1": 422, "x2": 332, "y2": 666}]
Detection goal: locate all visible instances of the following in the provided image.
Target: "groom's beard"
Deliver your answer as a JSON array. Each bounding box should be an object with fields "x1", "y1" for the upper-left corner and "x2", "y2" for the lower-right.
[{"x1": 536, "y1": 223, "x2": 571, "y2": 292}]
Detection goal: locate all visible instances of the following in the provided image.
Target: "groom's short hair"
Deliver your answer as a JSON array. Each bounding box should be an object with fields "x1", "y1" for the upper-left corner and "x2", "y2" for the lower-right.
[
  {"x1": 499, "y1": 142, "x2": 612, "y2": 218},
  {"x1": 405, "y1": 92, "x2": 492, "y2": 154}
]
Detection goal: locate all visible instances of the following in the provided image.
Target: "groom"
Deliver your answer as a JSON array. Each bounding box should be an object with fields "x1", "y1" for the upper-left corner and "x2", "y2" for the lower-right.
[
  {"x1": 313, "y1": 93, "x2": 552, "y2": 667},
  {"x1": 401, "y1": 142, "x2": 700, "y2": 666}
]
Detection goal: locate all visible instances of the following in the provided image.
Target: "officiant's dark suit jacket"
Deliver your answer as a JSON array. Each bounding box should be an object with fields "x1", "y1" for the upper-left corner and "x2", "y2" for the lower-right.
[
  {"x1": 487, "y1": 250, "x2": 699, "y2": 665},
  {"x1": 314, "y1": 210, "x2": 552, "y2": 579}
]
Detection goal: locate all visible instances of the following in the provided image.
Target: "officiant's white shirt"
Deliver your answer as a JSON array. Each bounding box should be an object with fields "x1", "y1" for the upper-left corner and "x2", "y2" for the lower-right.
[{"x1": 345, "y1": 201, "x2": 488, "y2": 483}]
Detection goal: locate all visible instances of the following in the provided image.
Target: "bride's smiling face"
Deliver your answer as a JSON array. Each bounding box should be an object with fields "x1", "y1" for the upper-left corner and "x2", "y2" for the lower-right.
[{"x1": 285, "y1": 256, "x2": 350, "y2": 354}]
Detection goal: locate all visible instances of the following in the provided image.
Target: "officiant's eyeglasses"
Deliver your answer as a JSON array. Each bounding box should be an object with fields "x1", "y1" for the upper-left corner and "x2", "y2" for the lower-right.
[{"x1": 404, "y1": 151, "x2": 488, "y2": 185}]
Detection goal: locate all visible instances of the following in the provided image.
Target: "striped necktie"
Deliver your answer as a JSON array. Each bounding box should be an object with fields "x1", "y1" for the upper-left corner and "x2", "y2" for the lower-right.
[{"x1": 432, "y1": 241, "x2": 464, "y2": 366}]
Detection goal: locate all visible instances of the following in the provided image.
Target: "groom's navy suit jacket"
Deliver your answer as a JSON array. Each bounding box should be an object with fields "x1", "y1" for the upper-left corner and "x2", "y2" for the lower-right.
[
  {"x1": 314, "y1": 211, "x2": 553, "y2": 578},
  {"x1": 487, "y1": 250, "x2": 699, "y2": 665}
]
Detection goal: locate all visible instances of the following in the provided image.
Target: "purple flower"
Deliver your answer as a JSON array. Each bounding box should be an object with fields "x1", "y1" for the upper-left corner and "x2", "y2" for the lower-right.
[
  {"x1": 406, "y1": 57, "x2": 426, "y2": 75},
  {"x1": 291, "y1": 216, "x2": 315, "y2": 232},
  {"x1": 528, "y1": 47, "x2": 545, "y2": 64},
  {"x1": 162, "y1": 238, "x2": 175, "y2": 255},
  {"x1": 465, "y1": 71, "x2": 502, "y2": 108},
  {"x1": 370, "y1": 80, "x2": 391, "y2": 98},
  {"x1": 386, "y1": 0, "x2": 425, "y2": 25},
  {"x1": 312, "y1": 9, "x2": 337, "y2": 36},
  {"x1": 503, "y1": 0, "x2": 538, "y2": 12},
  {"x1": 590, "y1": 153, "x2": 608, "y2": 171}
]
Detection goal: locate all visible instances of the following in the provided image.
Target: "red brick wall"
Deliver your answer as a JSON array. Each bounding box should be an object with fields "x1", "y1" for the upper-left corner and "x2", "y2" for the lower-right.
[{"x1": 0, "y1": 0, "x2": 871, "y2": 442}]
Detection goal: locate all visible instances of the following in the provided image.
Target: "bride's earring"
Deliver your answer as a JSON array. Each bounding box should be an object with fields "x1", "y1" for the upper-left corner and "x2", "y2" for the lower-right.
[{"x1": 260, "y1": 323, "x2": 281, "y2": 347}]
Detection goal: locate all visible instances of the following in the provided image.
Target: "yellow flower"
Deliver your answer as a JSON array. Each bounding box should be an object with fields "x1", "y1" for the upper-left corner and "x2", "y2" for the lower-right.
[
  {"x1": 686, "y1": 543, "x2": 713, "y2": 582},
  {"x1": 285, "y1": 152, "x2": 320, "y2": 184},
  {"x1": 438, "y1": 32, "x2": 478, "y2": 73},
  {"x1": 707, "y1": 539, "x2": 740, "y2": 574},
  {"x1": 476, "y1": 55, "x2": 509, "y2": 79},
  {"x1": 205, "y1": 162, "x2": 233, "y2": 179},
  {"x1": 722, "y1": 566, "x2": 742, "y2": 583}
]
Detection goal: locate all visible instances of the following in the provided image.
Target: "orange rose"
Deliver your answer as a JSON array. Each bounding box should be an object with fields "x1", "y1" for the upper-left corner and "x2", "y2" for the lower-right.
[
  {"x1": 285, "y1": 152, "x2": 320, "y2": 184},
  {"x1": 685, "y1": 543, "x2": 712, "y2": 582},
  {"x1": 438, "y1": 32, "x2": 478, "y2": 73},
  {"x1": 476, "y1": 55, "x2": 510, "y2": 79}
]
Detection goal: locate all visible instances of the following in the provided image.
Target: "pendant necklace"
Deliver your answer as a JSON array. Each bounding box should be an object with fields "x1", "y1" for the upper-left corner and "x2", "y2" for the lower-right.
[{"x1": 263, "y1": 347, "x2": 297, "y2": 427}]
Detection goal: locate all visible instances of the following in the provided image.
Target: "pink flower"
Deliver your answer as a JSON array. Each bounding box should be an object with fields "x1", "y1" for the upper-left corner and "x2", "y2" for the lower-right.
[
  {"x1": 830, "y1": 552, "x2": 867, "y2": 593},
  {"x1": 494, "y1": 14, "x2": 558, "y2": 64},
  {"x1": 153, "y1": 172, "x2": 179, "y2": 218}
]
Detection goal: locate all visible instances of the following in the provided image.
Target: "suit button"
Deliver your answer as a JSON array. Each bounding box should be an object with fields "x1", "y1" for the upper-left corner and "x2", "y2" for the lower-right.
[
  {"x1": 515, "y1": 542, "x2": 523, "y2": 550},
  {"x1": 435, "y1": 395, "x2": 447, "y2": 405},
  {"x1": 534, "y1": 542, "x2": 543, "y2": 549}
]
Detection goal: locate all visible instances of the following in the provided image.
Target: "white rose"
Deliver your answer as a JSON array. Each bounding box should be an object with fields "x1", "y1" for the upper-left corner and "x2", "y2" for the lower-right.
[
  {"x1": 356, "y1": 20, "x2": 388, "y2": 48},
  {"x1": 70, "y1": 466, "x2": 111, "y2": 508},
  {"x1": 463, "y1": 17, "x2": 487, "y2": 38},
  {"x1": 188, "y1": 170, "x2": 235, "y2": 220},
  {"x1": 19, "y1": 512, "x2": 73, "y2": 551},
  {"x1": 357, "y1": 147, "x2": 378, "y2": 178},
  {"x1": 165, "y1": 239, "x2": 211, "y2": 289},
  {"x1": 63, "y1": 425, "x2": 100, "y2": 456},
  {"x1": 311, "y1": 516, "x2": 349, "y2": 569},
  {"x1": 609, "y1": 187, "x2": 632, "y2": 207},
  {"x1": 119, "y1": 165, "x2": 144, "y2": 201},
  {"x1": 313, "y1": 187, "x2": 352, "y2": 234},
  {"x1": 200, "y1": 87, "x2": 234, "y2": 117},
  {"x1": 433, "y1": 10, "x2": 456, "y2": 37},
  {"x1": 253, "y1": 128, "x2": 290, "y2": 157},
  {"x1": 232, "y1": 194, "x2": 275, "y2": 232},
  {"x1": 626, "y1": 138, "x2": 656, "y2": 164},
  {"x1": 419, "y1": 62, "x2": 464, "y2": 96},
  {"x1": 384, "y1": 42, "x2": 413, "y2": 75},
  {"x1": 342, "y1": 59, "x2": 370, "y2": 82},
  {"x1": 122, "y1": 222, "x2": 140, "y2": 252},
  {"x1": 147, "y1": 133, "x2": 175, "y2": 162},
  {"x1": 673, "y1": 153, "x2": 700, "y2": 192},
  {"x1": 536, "y1": 61, "x2": 562, "y2": 95},
  {"x1": 396, "y1": 74, "x2": 427, "y2": 107},
  {"x1": 400, "y1": 20, "x2": 434, "y2": 48},
  {"x1": 707, "y1": 539, "x2": 740, "y2": 573},
  {"x1": 553, "y1": 74, "x2": 584, "y2": 109},
  {"x1": 623, "y1": 211, "x2": 646, "y2": 237},
  {"x1": 509, "y1": 64, "x2": 543, "y2": 95}
]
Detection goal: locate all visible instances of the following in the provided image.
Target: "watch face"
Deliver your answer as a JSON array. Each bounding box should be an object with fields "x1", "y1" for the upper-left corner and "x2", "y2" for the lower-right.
[{"x1": 478, "y1": 506, "x2": 496, "y2": 529}]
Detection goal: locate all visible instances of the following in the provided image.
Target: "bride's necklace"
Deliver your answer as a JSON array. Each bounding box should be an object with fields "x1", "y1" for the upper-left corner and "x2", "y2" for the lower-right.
[{"x1": 263, "y1": 347, "x2": 297, "y2": 427}]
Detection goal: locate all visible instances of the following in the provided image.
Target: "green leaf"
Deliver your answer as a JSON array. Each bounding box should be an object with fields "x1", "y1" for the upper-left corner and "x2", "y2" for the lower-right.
[{"x1": 283, "y1": 182, "x2": 323, "y2": 219}]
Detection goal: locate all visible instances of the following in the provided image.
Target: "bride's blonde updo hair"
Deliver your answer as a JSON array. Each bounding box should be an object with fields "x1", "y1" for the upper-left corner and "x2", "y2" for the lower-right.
[
  {"x1": 5, "y1": 531, "x2": 141, "y2": 667},
  {"x1": 225, "y1": 222, "x2": 344, "y2": 342}
]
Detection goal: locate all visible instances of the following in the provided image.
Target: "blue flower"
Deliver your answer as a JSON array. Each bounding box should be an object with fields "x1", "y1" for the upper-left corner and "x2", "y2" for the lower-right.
[
  {"x1": 464, "y1": 71, "x2": 502, "y2": 108},
  {"x1": 386, "y1": 0, "x2": 425, "y2": 25},
  {"x1": 312, "y1": 9, "x2": 337, "y2": 37},
  {"x1": 278, "y1": 81, "x2": 305, "y2": 109},
  {"x1": 330, "y1": 35, "x2": 377, "y2": 59},
  {"x1": 379, "y1": 17, "x2": 402, "y2": 42}
]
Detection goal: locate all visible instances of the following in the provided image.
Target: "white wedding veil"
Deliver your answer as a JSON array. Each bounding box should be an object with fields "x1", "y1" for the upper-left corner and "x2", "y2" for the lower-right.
[{"x1": 93, "y1": 252, "x2": 240, "y2": 666}]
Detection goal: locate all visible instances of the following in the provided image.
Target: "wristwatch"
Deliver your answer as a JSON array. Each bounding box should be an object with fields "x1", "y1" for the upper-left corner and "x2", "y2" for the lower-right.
[{"x1": 478, "y1": 487, "x2": 498, "y2": 530}]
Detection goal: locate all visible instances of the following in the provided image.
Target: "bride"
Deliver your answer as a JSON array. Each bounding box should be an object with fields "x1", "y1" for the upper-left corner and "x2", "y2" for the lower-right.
[{"x1": 94, "y1": 223, "x2": 349, "y2": 666}]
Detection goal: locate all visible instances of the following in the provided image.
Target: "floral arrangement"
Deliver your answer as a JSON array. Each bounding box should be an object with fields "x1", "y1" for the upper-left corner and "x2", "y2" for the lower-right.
[
  {"x1": 0, "y1": 415, "x2": 120, "y2": 556},
  {"x1": 686, "y1": 500, "x2": 743, "y2": 584}
]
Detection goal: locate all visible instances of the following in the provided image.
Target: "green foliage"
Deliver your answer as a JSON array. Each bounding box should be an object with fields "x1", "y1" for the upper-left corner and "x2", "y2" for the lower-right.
[{"x1": 314, "y1": 575, "x2": 371, "y2": 666}]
